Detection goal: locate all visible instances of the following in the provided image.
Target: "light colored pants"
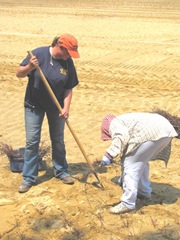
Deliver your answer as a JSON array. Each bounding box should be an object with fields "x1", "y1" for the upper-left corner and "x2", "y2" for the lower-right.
[{"x1": 120, "y1": 137, "x2": 172, "y2": 208}]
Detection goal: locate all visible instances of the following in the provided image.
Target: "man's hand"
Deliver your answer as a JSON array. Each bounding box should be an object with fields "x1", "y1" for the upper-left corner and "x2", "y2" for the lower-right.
[
  {"x1": 29, "y1": 56, "x2": 39, "y2": 69},
  {"x1": 59, "y1": 108, "x2": 69, "y2": 119}
]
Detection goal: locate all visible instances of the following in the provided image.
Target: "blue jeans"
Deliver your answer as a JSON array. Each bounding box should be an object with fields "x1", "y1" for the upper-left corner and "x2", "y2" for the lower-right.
[{"x1": 22, "y1": 107, "x2": 69, "y2": 186}]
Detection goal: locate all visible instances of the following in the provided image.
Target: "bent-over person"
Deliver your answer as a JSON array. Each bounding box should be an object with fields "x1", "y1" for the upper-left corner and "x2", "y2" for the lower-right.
[{"x1": 101, "y1": 112, "x2": 179, "y2": 214}]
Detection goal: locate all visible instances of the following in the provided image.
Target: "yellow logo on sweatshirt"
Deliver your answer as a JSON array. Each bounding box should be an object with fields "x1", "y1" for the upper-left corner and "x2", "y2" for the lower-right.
[{"x1": 60, "y1": 68, "x2": 67, "y2": 75}]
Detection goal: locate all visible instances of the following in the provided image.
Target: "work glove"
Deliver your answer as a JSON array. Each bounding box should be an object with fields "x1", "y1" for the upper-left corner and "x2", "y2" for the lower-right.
[{"x1": 101, "y1": 155, "x2": 111, "y2": 165}]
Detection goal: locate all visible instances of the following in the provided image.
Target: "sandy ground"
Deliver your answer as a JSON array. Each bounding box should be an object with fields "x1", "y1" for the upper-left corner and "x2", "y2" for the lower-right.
[{"x1": 0, "y1": 0, "x2": 180, "y2": 239}]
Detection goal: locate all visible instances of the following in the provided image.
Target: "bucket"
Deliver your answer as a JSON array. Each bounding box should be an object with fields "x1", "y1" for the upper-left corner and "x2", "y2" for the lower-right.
[{"x1": 9, "y1": 148, "x2": 47, "y2": 172}]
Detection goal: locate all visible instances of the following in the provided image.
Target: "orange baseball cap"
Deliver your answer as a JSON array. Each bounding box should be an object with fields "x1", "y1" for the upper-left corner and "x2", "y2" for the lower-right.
[{"x1": 59, "y1": 34, "x2": 80, "y2": 58}]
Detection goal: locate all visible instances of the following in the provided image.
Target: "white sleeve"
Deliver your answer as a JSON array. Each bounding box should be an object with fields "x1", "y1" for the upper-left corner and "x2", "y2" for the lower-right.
[{"x1": 106, "y1": 120, "x2": 129, "y2": 158}]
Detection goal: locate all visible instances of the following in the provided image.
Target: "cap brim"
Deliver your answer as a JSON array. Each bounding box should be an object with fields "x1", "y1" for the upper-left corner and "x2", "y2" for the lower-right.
[{"x1": 67, "y1": 49, "x2": 80, "y2": 58}]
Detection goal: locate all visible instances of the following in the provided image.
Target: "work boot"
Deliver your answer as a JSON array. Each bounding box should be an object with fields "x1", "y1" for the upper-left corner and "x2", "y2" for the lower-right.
[
  {"x1": 61, "y1": 176, "x2": 74, "y2": 185},
  {"x1": 18, "y1": 183, "x2": 32, "y2": 193}
]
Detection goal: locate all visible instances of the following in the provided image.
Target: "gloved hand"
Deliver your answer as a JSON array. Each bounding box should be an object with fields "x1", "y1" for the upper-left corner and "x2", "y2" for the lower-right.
[{"x1": 101, "y1": 155, "x2": 111, "y2": 165}]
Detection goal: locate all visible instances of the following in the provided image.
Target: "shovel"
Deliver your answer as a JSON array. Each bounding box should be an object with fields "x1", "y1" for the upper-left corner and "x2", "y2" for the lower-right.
[{"x1": 27, "y1": 51, "x2": 104, "y2": 189}]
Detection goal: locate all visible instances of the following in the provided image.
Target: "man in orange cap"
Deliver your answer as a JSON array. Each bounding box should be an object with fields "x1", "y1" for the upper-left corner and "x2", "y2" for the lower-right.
[{"x1": 16, "y1": 34, "x2": 80, "y2": 193}]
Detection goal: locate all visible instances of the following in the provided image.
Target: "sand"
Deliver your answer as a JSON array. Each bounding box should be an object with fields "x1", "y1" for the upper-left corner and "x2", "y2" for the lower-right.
[{"x1": 0, "y1": 0, "x2": 179, "y2": 239}]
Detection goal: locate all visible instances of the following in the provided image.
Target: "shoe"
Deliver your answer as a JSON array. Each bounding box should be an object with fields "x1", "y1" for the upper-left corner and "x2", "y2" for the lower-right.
[
  {"x1": 61, "y1": 176, "x2": 74, "y2": 185},
  {"x1": 137, "y1": 193, "x2": 152, "y2": 201},
  {"x1": 18, "y1": 183, "x2": 32, "y2": 193},
  {"x1": 109, "y1": 202, "x2": 135, "y2": 214}
]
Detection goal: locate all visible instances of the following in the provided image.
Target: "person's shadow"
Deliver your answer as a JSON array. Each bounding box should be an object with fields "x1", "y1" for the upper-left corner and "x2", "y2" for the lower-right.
[
  {"x1": 36, "y1": 161, "x2": 107, "y2": 188},
  {"x1": 136, "y1": 181, "x2": 180, "y2": 210},
  {"x1": 37, "y1": 162, "x2": 179, "y2": 209},
  {"x1": 143, "y1": 181, "x2": 180, "y2": 205},
  {"x1": 110, "y1": 177, "x2": 180, "y2": 209}
]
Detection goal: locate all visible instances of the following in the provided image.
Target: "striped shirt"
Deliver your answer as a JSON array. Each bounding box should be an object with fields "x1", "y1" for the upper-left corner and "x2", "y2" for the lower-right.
[{"x1": 106, "y1": 113, "x2": 178, "y2": 164}]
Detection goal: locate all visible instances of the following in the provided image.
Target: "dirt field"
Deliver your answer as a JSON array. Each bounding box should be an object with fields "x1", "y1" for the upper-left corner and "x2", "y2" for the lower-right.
[{"x1": 0, "y1": 0, "x2": 179, "y2": 239}]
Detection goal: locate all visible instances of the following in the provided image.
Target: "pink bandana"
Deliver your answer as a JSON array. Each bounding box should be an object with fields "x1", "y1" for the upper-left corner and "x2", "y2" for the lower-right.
[{"x1": 101, "y1": 114, "x2": 115, "y2": 141}]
